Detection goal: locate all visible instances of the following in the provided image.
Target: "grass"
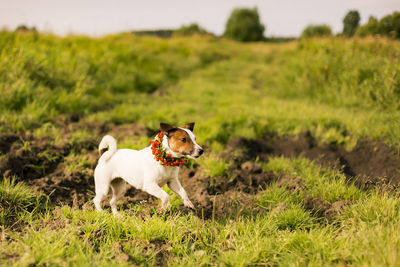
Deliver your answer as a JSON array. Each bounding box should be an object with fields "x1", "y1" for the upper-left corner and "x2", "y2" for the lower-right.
[
  {"x1": 1, "y1": 31, "x2": 400, "y2": 265},
  {"x1": 200, "y1": 155, "x2": 231, "y2": 180},
  {"x1": 264, "y1": 156, "x2": 364, "y2": 203},
  {"x1": 0, "y1": 178, "x2": 49, "y2": 228},
  {"x1": 2, "y1": 171, "x2": 400, "y2": 265}
]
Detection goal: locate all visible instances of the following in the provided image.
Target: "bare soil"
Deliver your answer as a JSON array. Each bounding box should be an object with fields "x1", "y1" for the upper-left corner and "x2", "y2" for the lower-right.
[{"x1": 227, "y1": 131, "x2": 400, "y2": 188}]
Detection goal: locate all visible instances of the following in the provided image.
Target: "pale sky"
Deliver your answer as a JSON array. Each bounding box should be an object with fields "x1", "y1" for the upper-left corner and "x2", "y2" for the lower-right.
[{"x1": 0, "y1": 0, "x2": 399, "y2": 37}]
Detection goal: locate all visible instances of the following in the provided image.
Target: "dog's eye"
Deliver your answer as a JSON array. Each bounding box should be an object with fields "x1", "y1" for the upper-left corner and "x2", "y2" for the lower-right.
[{"x1": 180, "y1": 138, "x2": 186, "y2": 143}]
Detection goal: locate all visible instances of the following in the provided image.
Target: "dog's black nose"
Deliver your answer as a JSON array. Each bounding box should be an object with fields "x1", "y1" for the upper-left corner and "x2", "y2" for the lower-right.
[{"x1": 199, "y1": 149, "x2": 204, "y2": 155}]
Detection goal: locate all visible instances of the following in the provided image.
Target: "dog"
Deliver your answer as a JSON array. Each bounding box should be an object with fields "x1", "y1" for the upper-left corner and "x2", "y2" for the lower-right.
[{"x1": 93, "y1": 122, "x2": 203, "y2": 214}]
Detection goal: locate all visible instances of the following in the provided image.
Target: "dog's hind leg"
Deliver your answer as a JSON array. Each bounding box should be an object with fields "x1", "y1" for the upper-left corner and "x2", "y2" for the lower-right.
[
  {"x1": 93, "y1": 166, "x2": 111, "y2": 212},
  {"x1": 93, "y1": 191, "x2": 107, "y2": 212},
  {"x1": 110, "y1": 178, "x2": 126, "y2": 215}
]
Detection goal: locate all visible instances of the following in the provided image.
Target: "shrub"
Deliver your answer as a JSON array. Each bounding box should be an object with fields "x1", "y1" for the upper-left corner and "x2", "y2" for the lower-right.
[
  {"x1": 15, "y1": 24, "x2": 38, "y2": 33},
  {"x1": 301, "y1": 24, "x2": 332, "y2": 38},
  {"x1": 224, "y1": 8, "x2": 265, "y2": 42},
  {"x1": 174, "y1": 23, "x2": 211, "y2": 36},
  {"x1": 356, "y1": 16, "x2": 379, "y2": 37}
]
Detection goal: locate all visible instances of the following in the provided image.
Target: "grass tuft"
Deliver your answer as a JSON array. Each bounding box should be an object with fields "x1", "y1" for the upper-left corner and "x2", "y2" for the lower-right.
[{"x1": 0, "y1": 177, "x2": 50, "y2": 228}]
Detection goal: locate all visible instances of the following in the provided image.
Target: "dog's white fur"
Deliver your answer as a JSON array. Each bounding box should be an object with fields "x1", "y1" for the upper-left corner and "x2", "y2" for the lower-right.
[{"x1": 93, "y1": 127, "x2": 202, "y2": 214}]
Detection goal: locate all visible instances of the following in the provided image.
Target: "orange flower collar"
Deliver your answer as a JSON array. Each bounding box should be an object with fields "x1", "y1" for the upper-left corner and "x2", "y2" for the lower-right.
[{"x1": 149, "y1": 132, "x2": 186, "y2": 167}]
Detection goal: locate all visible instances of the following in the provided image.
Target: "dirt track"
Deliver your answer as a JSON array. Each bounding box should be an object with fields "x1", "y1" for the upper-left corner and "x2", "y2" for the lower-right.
[
  {"x1": 229, "y1": 131, "x2": 400, "y2": 187},
  {"x1": 1, "y1": 129, "x2": 400, "y2": 220}
]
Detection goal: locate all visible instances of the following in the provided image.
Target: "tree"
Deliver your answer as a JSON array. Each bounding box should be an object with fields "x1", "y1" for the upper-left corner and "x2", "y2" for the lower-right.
[
  {"x1": 356, "y1": 16, "x2": 379, "y2": 37},
  {"x1": 224, "y1": 8, "x2": 265, "y2": 42},
  {"x1": 356, "y1": 11, "x2": 400, "y2": 39},
  {"x1": 378, "y1": 11, "x2": 400, "y2": 39},
  {"x1": 301, "y1": 24, "x2": 332, "y2": 38},
  {"x1": 342, "y1": 10, "x2": 361, "y2": 37}
]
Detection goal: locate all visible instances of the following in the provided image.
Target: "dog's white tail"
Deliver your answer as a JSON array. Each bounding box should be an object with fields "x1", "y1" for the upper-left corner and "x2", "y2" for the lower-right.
[{"x1": 98, "y1": 135, "x2": 117, "y2": 163}]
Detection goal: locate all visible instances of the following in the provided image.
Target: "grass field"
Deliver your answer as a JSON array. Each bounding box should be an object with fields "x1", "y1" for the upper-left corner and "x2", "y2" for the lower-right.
[{"x1": 1, "y1": 31, "x2": 400, "y2": 266}]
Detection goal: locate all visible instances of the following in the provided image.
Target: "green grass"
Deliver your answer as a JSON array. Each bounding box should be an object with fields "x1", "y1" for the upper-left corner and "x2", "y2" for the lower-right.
[
  {"x1": 200, "y1": 155, "x2": 231, "y2": 180},
  {"x1": 0, "y1": 178, "x2": 49, "y2": 228},
  {"x1": 264, "y1": 156, "x2": 364, "y2": 203},
  {"x1": 1, "y1": 31, "x2": 400, "y2": 265}
]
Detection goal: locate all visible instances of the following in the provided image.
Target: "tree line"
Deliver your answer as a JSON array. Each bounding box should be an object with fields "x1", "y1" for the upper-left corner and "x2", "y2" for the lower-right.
[
  {"x1": 169, "y1": 8, "x2": 400, "y2": 42},
  {"x1": 223, "y1": 8, "x2": 400, "y2": 41},
  {"x1": 13, "y1": 8, "x2": 399, "y2": 41},
  {"x1": 302, "y1": 10, "x2": 400, "y2": 39}
]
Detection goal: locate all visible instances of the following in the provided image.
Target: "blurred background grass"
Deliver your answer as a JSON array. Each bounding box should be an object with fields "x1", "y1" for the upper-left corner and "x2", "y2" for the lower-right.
[{"x1": 1, "y1": 30, "x2": 399, "y2": 149}]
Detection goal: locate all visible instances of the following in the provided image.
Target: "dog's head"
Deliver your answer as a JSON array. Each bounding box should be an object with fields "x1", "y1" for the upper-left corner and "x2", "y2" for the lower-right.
[{"x1": 159, "y1": 122, "x2": 204, "y2": 159}]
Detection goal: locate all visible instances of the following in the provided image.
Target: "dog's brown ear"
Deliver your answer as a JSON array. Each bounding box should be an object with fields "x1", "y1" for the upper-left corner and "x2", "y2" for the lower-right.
[
  {"x1": 159, "y1": 123, "x2": 177, "y2": 137},
  {"x1": 183, "y1": 122, "x2": 195, "y2": 132},
  {"x1": 160, "y1": 122, "x2": 174, "y2": 132}
]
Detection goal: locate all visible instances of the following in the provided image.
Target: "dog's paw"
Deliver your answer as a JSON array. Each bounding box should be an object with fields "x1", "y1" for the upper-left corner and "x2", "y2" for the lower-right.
[
  {"x1": 184, "y1": 199, "x2": 195, "y2": 210},
  {"x1": 156, "y1": 204, "x2": 171, "y2": 216},
  {"x1": 159, "y1": 201, "x2": 171, "y2": 213}
]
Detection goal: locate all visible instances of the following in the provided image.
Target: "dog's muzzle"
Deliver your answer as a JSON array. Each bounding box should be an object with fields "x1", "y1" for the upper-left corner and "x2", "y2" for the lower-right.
[{"x1": 193, "y1": 148, "x2": 204, "y2": 158}]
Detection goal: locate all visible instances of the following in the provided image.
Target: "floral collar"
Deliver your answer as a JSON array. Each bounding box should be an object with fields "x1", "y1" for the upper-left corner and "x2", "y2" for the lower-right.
[{"x1": 149, "y1": 132, "x2": 186, "y2": 167}]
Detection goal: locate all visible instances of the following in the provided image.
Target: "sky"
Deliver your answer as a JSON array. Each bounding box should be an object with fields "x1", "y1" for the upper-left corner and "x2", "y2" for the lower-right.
[{"x1": 0, "y1": 0, "x2": 399, "y2": 37}]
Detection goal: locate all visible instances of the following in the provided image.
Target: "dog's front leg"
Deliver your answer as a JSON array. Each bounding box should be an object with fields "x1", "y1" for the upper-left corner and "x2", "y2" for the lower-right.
[
  {"x1": 143, "y1": 183, "x2": 171, "y2": 209},
  {"x1": 168, "y1": 178, "x2": 194, "y2": 209}
]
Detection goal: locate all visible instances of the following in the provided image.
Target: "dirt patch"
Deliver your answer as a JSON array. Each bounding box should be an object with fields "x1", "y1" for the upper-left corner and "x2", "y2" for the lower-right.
[
  {"x1": 149, "y1": 239, "x2": 170, "y2": 267},
  {"x1": 119, "y1": 239, "x2": 171, "y2": 266},
  {"x1": 0, "y1": 135, "x2": 93, "y2": 209},
  {"x1": 227, "y1": 131, "x2": 400, "y2": 188},
  {"x1": 111, "y1": 242, "x2": 132, "y2": 263},
  {"x1": 304, "y1": 198, "x2": 350, "y2": 222},
  {"x1": 276, "y1": 174, "x2": 304, "y2": 191},
  {"x1": 0, "y1": 138, "x2": 70, "y2": 180},
  {"x1": 178, "y1": 161, "x2": 275, "y2": 219},
  {"x1": 29, "y1": 166, "x2": 96, "y2": 207},
  {"x1": 0, "y1": 134, "x2": 19, "y2": 154},
  {"x1": 41, "y1": 217, "x2": 71, "y2": 231}
]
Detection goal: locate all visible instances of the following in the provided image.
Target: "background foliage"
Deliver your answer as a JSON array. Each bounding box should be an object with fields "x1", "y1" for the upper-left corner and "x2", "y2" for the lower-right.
[
  {"x1": 301, "y1": 24, "x2": 332, "y2": 38},
  {"x1": 224, "y1": 8, "x2": 265, "y2": 42},
  {"x1": 342, "y1": 10, "x2": 361, "y2": 37}
]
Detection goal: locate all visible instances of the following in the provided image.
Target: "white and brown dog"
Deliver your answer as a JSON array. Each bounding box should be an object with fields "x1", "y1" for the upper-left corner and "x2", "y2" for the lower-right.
[{"x1": 93, "y1": 122, "x2": 203, "y2": 214}]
